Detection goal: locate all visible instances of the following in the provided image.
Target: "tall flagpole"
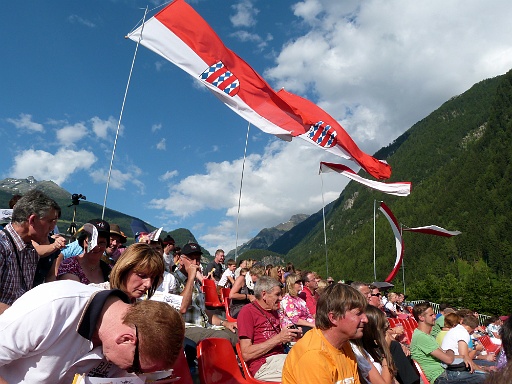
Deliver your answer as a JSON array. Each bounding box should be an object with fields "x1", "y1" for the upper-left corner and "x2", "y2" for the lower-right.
[
  {"x1": 320, "y1": 172, "x2": 328, "y2": 277},
  {"x1": 234, "y1": 122, "x2": 251, "y2": 261},
  {"x1": 102, "y1": 7, "x2": 149, "y2": 219},
  {"x1": 373, "y1": 199, "x2": 377, "y2": 281},
  {"x1": 401, "y1": 223, "x2": 406, "y2": 295}
]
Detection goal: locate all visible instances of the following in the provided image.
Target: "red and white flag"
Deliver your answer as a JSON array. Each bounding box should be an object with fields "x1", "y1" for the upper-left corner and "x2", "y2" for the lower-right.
[
  {"x1": 403, "y1": 225, "x2": 461, "y2": 237},
  {"x1": 127, "y1": 0, "x2": 391, "y2": 179},
  {"x1": 378, "y1": 202, "x2": 403, "y2": 283},
  {"x1": 320, "y1": 162, "x2": 410, "y2": 196},
  {"x1": 281, "y1": 90, "x2": 391, "y2": 179}
]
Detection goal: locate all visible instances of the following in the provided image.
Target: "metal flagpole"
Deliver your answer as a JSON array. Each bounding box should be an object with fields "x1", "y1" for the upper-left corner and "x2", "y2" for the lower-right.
[
  {"x1": 401, "y1": 223, "x2": 406, "y2": 295},
  {"x1": 102, "y1": 7, "x2": 149, "y2": 219},
  {"x1": 234, "y1": 122, "x2": 251, "y2": 261},
  {"x1": 373, "y1": 199, "x2": 377, "y2": 281},
  {"x1": 320, "y1": 172, "x2": 328, "y2": 277}
]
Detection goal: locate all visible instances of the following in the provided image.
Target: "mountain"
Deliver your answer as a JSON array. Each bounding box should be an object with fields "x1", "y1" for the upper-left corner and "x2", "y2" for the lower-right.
[
  {"x1": 0, "y1": 177, "x2": 211, "y2": 258},
  {"x1": 226, "y1": 214, "x2": 309, "y2": 258},
  {"x1": 283, "y1": 70, "x2": 512, "y2": 315}
]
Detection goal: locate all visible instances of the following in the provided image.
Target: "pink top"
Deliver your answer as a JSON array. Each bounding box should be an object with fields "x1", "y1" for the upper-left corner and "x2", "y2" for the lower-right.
[{"x1": 279, "y1": 294, "x2": 315, "y2": 328}]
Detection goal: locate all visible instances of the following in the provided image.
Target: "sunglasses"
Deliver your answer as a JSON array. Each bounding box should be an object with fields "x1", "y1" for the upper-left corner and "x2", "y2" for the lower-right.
[
  {"x1": 370, "y1": 293, "x2": 382, "y2": 297},
  {"x1": 127, "y1": 325, "x2": 142, "y2": 374}
]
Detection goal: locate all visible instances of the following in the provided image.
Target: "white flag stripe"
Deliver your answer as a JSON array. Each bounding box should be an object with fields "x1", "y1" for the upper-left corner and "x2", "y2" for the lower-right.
[
  {"x1": 403, "y1": 225, "x2": 461, "y2": 237},
  {"x1": 320, "y1": 162, "x2": 411, "y2": 197}
]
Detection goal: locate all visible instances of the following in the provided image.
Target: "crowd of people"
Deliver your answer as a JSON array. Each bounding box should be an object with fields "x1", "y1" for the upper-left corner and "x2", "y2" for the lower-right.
[{"x1": 0, "y1": 189, "x2": 511, "y2": 383}]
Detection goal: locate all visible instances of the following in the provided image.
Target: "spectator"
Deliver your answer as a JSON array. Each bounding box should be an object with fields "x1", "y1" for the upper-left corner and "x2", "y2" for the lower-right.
[
  {"x1": 486, "y1": 316, "x2": 503, "y2": 340},
  {"x1": 496, "y1": 316, "x2": 511, "y2": 369},
  {"x1": 369, "y1": 286, "x2": 384, "y2": 309},
  {"x1": 57, "y1": 219, "x2": 111, "y2": 285},
  {"x1": 353, "y1": 304, "x2": 397, "y2": 384},
  {"x1": 0, "y1": 189, "x2": 61, "y2": 314},
  {"x1": 162, "y1": 235, "x2": 176, "y2": 272},
  {"x1": 436, "y1": 312, "x2": 461, "y2": 346},
  {"x1": 107, "y1": 243, "x2": 165, "y2": 302},
  {"x1": 218, "y1": 258, "x2": 236, "y2": 288},
  {"x1": 282, "y1": 283, "x2": 368, "y2": 383},
  {"x1": 234, "y1": 258, "x2": 247, "y2": 279},
  {"x1": 410, "y1": 302, "x2": 483, "y2": 383},
  {"x1": 205, "y1": 249, "x2": 225, "y2": 282},
  {"x1": 432, "y1": 304, "x2": 455, "y2": 338},
  {"x1": 238, "y1": 276, "x2": 302, "y2": 382},
  {"x1": 0, "y1": 280, "x2": 184, "y2": 383},
  {"x1": 384, "y1": 292, "x2": 399, "y2": 318},
  {"x1": 169, "y1": 243, "x2": 237, "y2": 346},
  {"x1": 229, "y1": 264, "x2": 266, "y2": 318},
  {"x1": 283, "y1": 262, "x2": 295, "y2": 280},
  {"x1": 280, "y1": 274, "x2": 315, "y2": 333},
  {"x1": 300, "y1": 270, "x2": 319, "y2": 316},
  {"x1": 441, "y1": 314, "x2": 485, "y2": 382},
  {"x1": 106, "y1": 223, "x2": 127, "y2": 266},
  {"x1": 316, "y1": 279, "x2": 329, "y2": 295},
  {"x1": 269, "y1": 265, "x2": 284, "y2": 286},
  {"x1": 351, "y1": 281, "x2": 373, "y2": 303}
]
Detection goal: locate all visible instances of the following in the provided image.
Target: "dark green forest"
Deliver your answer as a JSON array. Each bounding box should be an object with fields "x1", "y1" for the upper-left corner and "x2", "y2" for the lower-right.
[{"x1": 285, "y1": 70, "x2": 512, "y2": 316}]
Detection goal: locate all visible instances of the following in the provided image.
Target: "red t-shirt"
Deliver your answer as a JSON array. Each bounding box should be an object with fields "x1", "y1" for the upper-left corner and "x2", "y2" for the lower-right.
[
  {"x1": 302, "y1": 287, "x2": 318, "y2": 315},
  {"x1": 237, "y1": 301, "x2": 284, "y2": 376}
]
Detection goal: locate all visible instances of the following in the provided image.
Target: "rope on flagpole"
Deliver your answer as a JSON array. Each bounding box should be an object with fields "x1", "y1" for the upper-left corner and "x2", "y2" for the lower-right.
[
  {"x1": 234, "y1": 122, "x2": 251, "y2": 261},
  {"x1": 102, "y1": 7, "x2": 149, "y2": 219},
  {"x1": 320, "y1": 172, "x2": 328, "y2": 277}
]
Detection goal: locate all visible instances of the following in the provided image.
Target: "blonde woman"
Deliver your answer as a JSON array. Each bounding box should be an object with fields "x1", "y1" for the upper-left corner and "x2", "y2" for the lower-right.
[{"x1": 279, "y1": 274, "x2": 315, "y2": 333}]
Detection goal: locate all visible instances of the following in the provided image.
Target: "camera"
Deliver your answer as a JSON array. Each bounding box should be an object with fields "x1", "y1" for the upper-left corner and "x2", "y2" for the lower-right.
[{"x1": 71, "y1": 193, "x2": 86, "y2": 206}]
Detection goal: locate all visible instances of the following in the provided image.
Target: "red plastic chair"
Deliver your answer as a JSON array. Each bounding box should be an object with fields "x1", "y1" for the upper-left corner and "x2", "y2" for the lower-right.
[
  {"x1": 479, "y1": 335, "x2": 501, "y2": 354},
  {"x1": 169, "y1": 348, "x2": 194, "y2": 384},
  {"x1": 224, "y1": 298, "x2": 237, "y2": 322},
  {"x1": 220, "y1": 287, "x2": 231, "y2": 305},
  {"x1": 203, "y1": 284, "x2": 224, "y2": 309},
  {"x1": 203, "y1": 278, "x2": 216, "y2": 288},
  {"x1": 197, "y1": 338, "x2": 246, "y2": 384},
  {"x1": 412, "y1": 359, "x2": 430, "y2": 384},
  {"x1": 236, "y1": 343, "x2": 280, "y2": 384}
]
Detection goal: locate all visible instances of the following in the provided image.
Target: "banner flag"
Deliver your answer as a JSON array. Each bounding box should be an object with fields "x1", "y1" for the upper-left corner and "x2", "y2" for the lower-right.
[
  {"x1": 320, "y1": 162, "x2": 410, "y2": 196},
  {"x1": 378, "y1": 202, "x2": 403, "y2": 283},
  {"x1": 403, "y1": 225, "x2": 461, "y2": 237},
  {"x1": 127, "y1": 0, "x2": 391, "y2": 178}
]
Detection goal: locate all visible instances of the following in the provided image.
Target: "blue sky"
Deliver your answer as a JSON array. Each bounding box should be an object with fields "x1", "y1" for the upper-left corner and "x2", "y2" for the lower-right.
[{"x1": 2, "y1": 0, "x2": 512, "y2": 255}]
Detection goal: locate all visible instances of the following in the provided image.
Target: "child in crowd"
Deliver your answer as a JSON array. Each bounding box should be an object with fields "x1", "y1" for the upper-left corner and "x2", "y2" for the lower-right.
[{"x1": 218, "y1": 258, "x2": 236, "y2": 288}]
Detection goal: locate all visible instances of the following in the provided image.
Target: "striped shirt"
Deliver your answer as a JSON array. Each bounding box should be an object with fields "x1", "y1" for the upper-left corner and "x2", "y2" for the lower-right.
[{"x1": 0, "y1": 223, "x2": 38, "y2": 305}]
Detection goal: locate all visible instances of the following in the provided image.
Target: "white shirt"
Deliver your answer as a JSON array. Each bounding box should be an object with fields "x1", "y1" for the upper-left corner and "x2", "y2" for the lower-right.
[
  {"x1": 441, "y1": 324, "x2": 470, "y2": 355},
  {"x1": 218, "y1": 268, "x2": 235, "y2": 287},
  {"x1": 0, "y1": 281, "x2": 128, "y2": 383}
]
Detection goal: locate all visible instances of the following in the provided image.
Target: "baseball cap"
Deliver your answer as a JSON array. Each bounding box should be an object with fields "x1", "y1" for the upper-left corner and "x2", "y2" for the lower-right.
[{"x1": 181, "y1": 242, "x2": 202, "y2": 255}]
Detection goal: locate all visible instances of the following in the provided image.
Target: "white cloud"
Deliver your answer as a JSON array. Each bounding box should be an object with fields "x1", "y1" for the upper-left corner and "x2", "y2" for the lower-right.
[
  {"x1": 156, "y1": 138, "x2": 166, "y2": 150},
  {"x1": 230, "y1": 0, "x2": 259, "y2": 27},
  {"x1": 9, "y1": 148, "x2": 97, "y2": 185},
  {"x1": 150, "y1": 139, "x2": 347, "y2": 252},
  {"x1": 7, "y1": 113, "x2": 44, "y2": 133},
  {"x1": 90, "y1": 116, "x2": 119, "y2": 140},
  {"x1": 67, "y1": 14, "x2": 96, "y2": 28},
  {"x1": 160, "y1": 170, "x2": 179, "y2": 181},
  {"x1": 152, "y1": 123, "x2": 162, "y2": 133},
  {"x1": 90, "y1": 166, "x2": 145, "y2": 194},
  {"x1": 264, "y1": 0, "x2": 512, "y2": 154},
  {"x1": 56, "y1": 123, "x2": 88, "y2": 146}
]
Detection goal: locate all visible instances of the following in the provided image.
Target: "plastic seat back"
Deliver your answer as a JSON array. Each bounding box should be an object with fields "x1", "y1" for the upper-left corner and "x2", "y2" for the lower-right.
[
  {"x1": 412, "y1": 359, "x2": 430, "y2": 384},
  {"x1": 203, "y1": 278, "x2": 216, "y2": 288},
  {"x1": 203, "y1": 284, "x2": 224, "y2": 308},
  {"x1": 479, "y1": 335, "x2": 501, "y2": 354},
  {"x1": 224, "y1": 298, "x2": 237, "y2": 322},
  {"x1": 235, "y1": 343, "x2": 280, "y2": 384},
  {"x1": 197, "y1": 338, "x2": 246, "y2": 384},
  {"x1": 169, "y1": 348, "x2": 194, "y2": 384},
  {"x1": 220, "y1": 287, "x2": 231, "y2": 304}
]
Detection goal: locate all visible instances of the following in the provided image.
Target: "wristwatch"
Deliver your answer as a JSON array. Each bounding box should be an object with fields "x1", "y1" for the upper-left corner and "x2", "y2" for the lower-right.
[{"x1": 220, "y1": 320, "x2": 225, "y2": 326}]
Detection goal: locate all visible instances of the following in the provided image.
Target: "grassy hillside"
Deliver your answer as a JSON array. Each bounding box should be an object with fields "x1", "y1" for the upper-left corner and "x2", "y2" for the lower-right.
[{"x1": 286, "y1": 71, "x2": 512, "y2": 315}]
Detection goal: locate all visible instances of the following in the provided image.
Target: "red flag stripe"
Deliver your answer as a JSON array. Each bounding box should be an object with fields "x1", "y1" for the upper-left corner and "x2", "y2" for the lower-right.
[{"x1": 378, "y1": 202, "x2": 403, "y2": 283}]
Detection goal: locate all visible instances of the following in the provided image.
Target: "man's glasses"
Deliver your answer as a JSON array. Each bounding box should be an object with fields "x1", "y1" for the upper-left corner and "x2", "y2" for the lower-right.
[
  {"x1": 127, "y1": 325, "x2": 142, "y2": 374},
  {"x1": 371, "y1": 293, "x2": 382, "y2": 297}
]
